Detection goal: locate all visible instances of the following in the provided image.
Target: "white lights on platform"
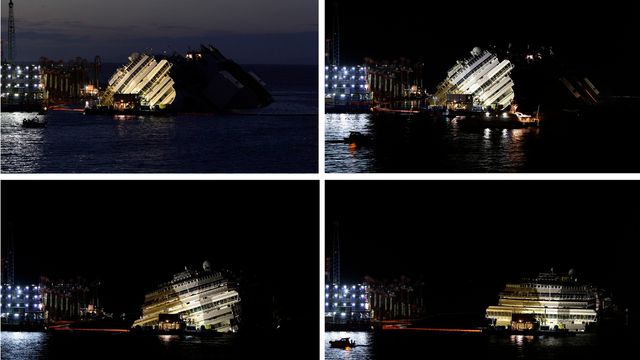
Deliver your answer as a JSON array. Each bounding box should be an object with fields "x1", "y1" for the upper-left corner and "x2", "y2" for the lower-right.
[{"x1": 341, "y1": 312, "x2": 346, "y2": 317}]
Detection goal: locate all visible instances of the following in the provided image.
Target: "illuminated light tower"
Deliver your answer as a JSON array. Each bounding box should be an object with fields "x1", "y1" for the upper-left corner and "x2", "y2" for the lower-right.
[
  {"x1": 8, "y1": 0, "x2": 16, "y2": 63},
  {"x1": 331, "y1": 221, "x2": 340, "y2": 286}
]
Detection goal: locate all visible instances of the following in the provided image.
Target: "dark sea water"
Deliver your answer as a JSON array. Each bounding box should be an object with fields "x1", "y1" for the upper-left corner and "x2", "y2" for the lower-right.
[
  {"x1": 325, "y1": 331, "x2": 632, "y2": 360},
  {"x1": 325, "y1": 109, "x2": 640, "y2": 173},
  {"x1": 1, "y1": 331, "x2": 313, "y2": 360},
  {"x1": 1, "y1": 65, "x2": 317, "y2": 173}
]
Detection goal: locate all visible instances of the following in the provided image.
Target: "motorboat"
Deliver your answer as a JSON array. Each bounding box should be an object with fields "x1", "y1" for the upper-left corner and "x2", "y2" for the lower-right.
[
  {"x1": 22, "y1": 117, "x2": 47, "y2": 128},
  {"x1": 329, "y1": 337, "x2": 356, "y2": 349},
  {"x1": 343, "y1": 131, "x2": 372, "y2": 145}
]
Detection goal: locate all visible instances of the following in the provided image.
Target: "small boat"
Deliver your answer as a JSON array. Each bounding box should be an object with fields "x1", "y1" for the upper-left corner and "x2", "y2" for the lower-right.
[
  {"x1": 343, "y1": 131, "x2": 372, "y2": 145},
  {"x1": 22, "y1": 117, "x2": 47, "y2": 128},
  {"x1": 329, "y1": 337, "x2": 356, "y2": 349}
]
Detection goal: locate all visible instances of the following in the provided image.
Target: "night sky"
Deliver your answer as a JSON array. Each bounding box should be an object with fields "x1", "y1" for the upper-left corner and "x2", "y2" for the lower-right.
[
  {"x1": 327, "y1": 181, "x2": 638, "y2": 313},
  {"x1": 1, "y1": 0, "x2": 317, "y2": 64},
  {"x1": 327, "y1": 0, "x2": 640, "y2": 94},
  {"x1": 1, "y1": 181, "x2": 319, "y2": 329}
]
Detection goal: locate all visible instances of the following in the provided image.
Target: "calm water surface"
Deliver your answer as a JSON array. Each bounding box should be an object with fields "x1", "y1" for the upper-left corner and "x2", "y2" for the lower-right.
[
  {"x1": 1, "y1": 331, "x2": 311, "y2": 360},
  {"x1": 1, "y1": 65, "x2": 317, "y2": 173},
  {"x1": 325, "y1": 112, "x2": 640, "y2": 173},
  {"x1": 325, "y1": 331, "x2": 632, "y2": 360}
]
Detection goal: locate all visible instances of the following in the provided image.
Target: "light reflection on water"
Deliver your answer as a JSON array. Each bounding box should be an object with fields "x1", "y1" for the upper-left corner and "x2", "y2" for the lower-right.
[
  {"x1": 0, "y1": 331, "x2": 48, "y2": 360},
  {"x1": 1, "y1": 108, "x2": 317, "y2": 173},
  {"x1": 325, "y1": 113, "x2": 540, "y2": 173},
  {"x1": 1, "y1": 331, "x2": 304, "y2": 360},
  {"x1": 325, "y1": 331, "x2": 373, "y2": 360},
  {"x1": 325, "y1": 114, "x2": 375, "y2": 173},
  {"x1": 0, "y1": 112, "x2": 45, "y2": 173},
  {"x1": 325, "y1": 331, "x2": 625, "y2": 359}
]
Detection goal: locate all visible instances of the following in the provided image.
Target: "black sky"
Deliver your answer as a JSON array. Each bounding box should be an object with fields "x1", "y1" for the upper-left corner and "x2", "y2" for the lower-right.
[
  {"x1": 327, "y1": 1, "x2": 640, "y2": 93},
  {"x1": 327, "y1": 181, "x2": 639, "y2": 312},
  {"x1": 1, "y1": 181, "x2": 319, "y2": 325}
]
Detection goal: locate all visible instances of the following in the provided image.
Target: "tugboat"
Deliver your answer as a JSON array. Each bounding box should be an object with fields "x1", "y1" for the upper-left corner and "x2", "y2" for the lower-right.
[
  {"x1": 22, "y1": 117, "x2": 47, "y2": 128},
  {"x1": 329, "y1": 337, "x2": 356, "y2": 349}
]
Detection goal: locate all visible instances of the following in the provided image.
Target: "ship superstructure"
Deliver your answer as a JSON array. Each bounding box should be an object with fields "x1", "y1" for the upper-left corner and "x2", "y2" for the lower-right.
[
  {"x1": 100, "y1": 53, "x2": 175, "y2": 109},
  {"x1": 97, "y1": 45, "x2": 272, "y2": 112},
  {"x1": 132, "y1": 262, "x2": 241, "y2": 332},
  {"x1": 435, "y1": 47, "x2": 515, "y2": 109},
  {"x1": 486, "y1": 270, "x2": 598, "y2": 332}
]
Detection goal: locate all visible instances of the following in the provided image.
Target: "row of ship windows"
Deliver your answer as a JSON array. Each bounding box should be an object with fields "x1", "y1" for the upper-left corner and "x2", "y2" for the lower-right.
[
  {"x1": 139, "y1": 64, "x2": 171, "y2": 94},
  {"x1": 503, "y1": 293, "x2": 592, "y2": 300},
  {"x1": 149, "y1": 281, "x2": 227, "y2": 305},
  {"x1": 514, "y1": 284, "x2": 588, "y2": 290},
  {"x1": 487, "y1": 311, "x2": 596, "y2": 320},
  {"x1": 475, "y1": 67, "x2": 513, "y2": 93},
  {"x1": 180, "y1": 295, "x2": 239, "y2": 317},
  {"x1": 114, "y1": 57, "x2": 155, "y2": 93},
  {"x1": 453, "y1": 55, "x2": 494, "y2": 84},
  {"x1": 157, "y1": 273, "x2": 223, "y2": 293}
]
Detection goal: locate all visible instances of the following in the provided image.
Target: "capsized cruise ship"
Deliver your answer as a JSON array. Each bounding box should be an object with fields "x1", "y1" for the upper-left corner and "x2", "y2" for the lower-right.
[
  {"x1": 132, "y1": 261, "x2": 241, "y2": 332},
  {"x1": 100, "y1": 53, "x2": 175, "y2": 109},
  {"x1": 486, "y1": 270, "x2": 598, "y2": 332},
  {"x1": 98, "y1": 45, "x2": 272, "y2": 112},
  {"x1": 435, "y1": 47, "x2": 515, "y2": 109}
]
